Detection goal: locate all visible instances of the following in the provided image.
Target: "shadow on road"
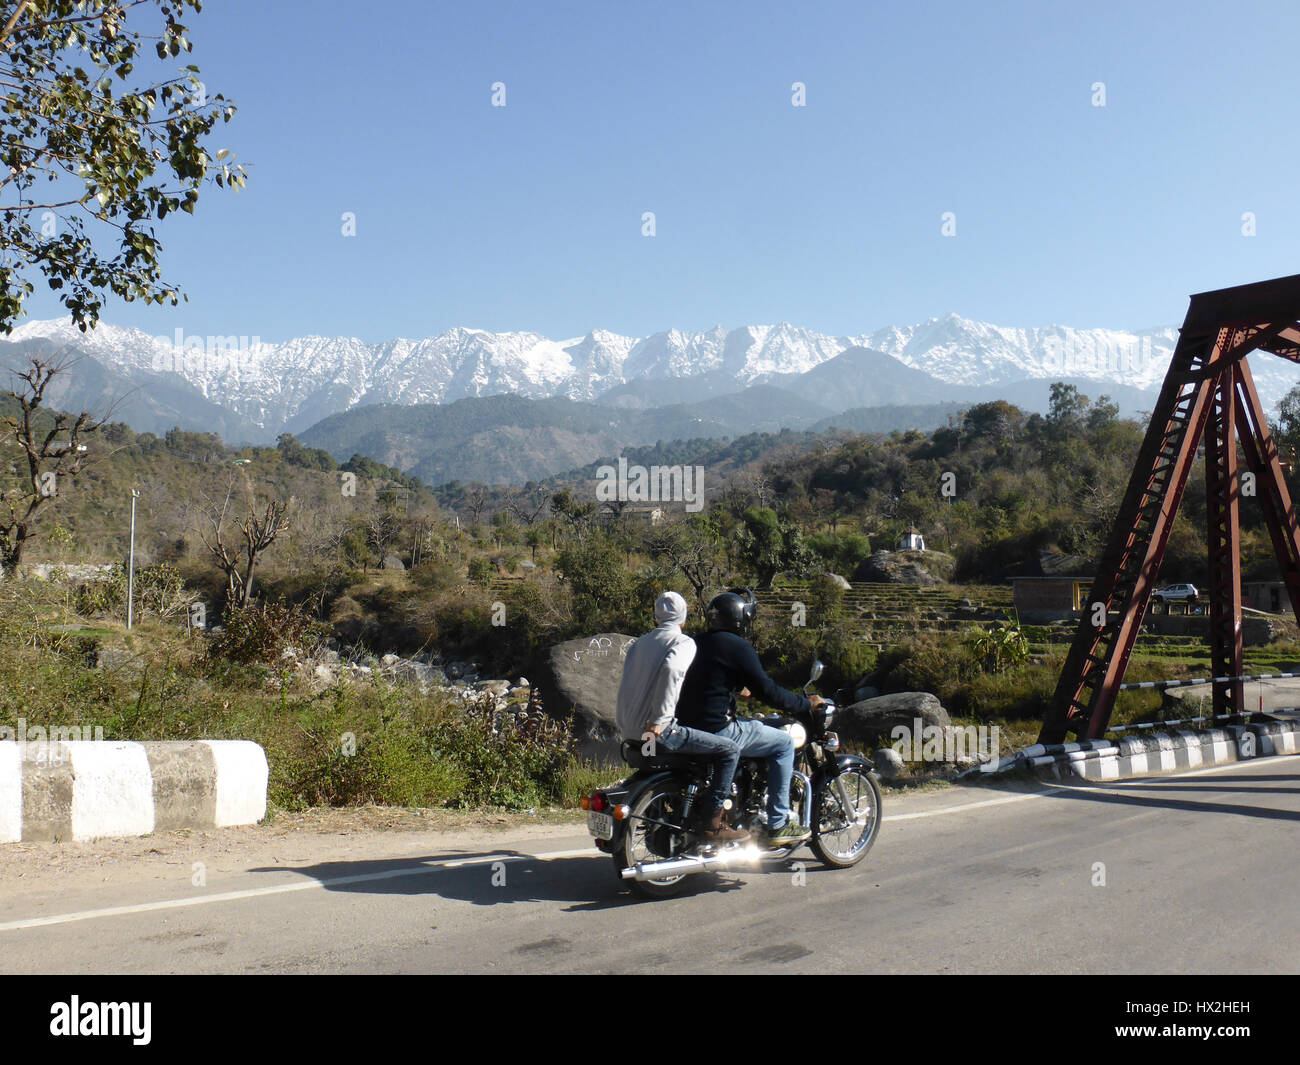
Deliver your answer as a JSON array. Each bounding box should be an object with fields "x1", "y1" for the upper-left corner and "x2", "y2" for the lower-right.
[
  {"x1": 971, "y1": 771, "x2": 1300, "y2": 822},
  {"x1": 246, "y1": 850, "x2": 743, "y2": 911}
]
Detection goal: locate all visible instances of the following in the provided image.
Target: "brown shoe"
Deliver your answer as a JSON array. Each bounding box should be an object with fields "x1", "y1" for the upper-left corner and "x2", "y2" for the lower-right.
[{"x1": 700, "y1": 808, "x2": 750, "y2": 843}]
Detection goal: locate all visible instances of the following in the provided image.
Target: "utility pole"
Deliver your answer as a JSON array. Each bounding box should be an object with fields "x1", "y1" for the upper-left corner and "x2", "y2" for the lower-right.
[{"x1": 127, "y1": 488, "x2": 139, "y2": 630}]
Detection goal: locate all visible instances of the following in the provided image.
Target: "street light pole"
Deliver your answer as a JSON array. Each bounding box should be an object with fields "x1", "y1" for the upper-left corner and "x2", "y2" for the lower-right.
[{"x1": 127, "y1": 488, "x2": 139, "y2": 630}]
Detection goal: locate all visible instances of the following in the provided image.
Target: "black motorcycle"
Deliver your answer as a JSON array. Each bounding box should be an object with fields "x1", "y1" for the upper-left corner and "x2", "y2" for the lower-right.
[{"x1": 583, "y1": 660, "x2": 882, "y2": 898}]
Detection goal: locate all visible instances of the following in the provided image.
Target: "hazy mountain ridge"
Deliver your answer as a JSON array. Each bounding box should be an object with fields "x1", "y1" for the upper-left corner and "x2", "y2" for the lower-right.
[{"x1": 16, "y1": 313, "x2": 1275, "y2": 445}]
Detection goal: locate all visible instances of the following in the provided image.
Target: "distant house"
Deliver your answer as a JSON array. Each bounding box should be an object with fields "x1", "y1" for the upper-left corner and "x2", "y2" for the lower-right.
[
  {"x1": 1012, "y1": 577, "x2": 1092, "y2": 622},
  {"x1": 1010, "y1": 550, "x2": 1094, "y2": 622},
  {"x1": 1243, "y1": 581, "x2": 1293, "y2": 615},
  {"x1": 636, "y1": 506, "x2": 665, "y2": 525},
  {"x1": 897, "y1": 527, "x2": 926, "y2": 552}
]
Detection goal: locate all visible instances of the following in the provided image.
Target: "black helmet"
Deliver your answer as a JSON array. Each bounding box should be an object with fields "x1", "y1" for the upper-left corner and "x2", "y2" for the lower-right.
[{"x1": 706, "y1": 588, "x2": 757, "y2": 638}]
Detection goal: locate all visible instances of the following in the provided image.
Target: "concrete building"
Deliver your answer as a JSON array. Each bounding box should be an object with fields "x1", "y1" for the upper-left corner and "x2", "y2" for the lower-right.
[
  {"x1": 1012, "y1": 576, "x2": 1092, "y2": 622},
  {"x1": 897, "y1": 527, "x2": 926, "y2": 551},
  {"x1": 1243, "y1": 580, "x2": 1294, "y2": 615}
]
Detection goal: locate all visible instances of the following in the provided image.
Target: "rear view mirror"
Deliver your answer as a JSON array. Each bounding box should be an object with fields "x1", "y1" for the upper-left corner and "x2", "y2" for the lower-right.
[{"x1": 808, "y1": 660, "x2": 824, "y2": 685}]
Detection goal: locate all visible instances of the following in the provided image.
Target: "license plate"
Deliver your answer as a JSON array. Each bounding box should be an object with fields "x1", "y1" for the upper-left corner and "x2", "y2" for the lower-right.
[{"x1": 587, "y1": 810, "x2": 614, "y2": 840}]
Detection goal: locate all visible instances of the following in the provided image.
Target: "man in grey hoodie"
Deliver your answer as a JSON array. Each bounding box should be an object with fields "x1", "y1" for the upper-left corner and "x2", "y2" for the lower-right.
[{"x1": 615, "y1": 591, "x2": 748, "y2": 843}]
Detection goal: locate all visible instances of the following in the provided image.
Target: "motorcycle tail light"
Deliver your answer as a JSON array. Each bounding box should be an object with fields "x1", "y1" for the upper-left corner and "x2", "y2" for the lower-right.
[
  {"x1": 612, "y1": 805, "x2": 631, "y2": 821},
  {"x1": 590, "y1": 793, "x2": 606, "y2": 813}
]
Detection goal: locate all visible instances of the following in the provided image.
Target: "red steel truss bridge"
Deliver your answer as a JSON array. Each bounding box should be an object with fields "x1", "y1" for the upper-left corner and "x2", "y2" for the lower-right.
[{"x1": 1039, "y1": 273, "x2": 1300, "y2": 743}]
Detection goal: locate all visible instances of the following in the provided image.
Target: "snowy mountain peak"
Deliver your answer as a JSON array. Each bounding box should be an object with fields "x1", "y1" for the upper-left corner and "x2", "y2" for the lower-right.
[{"x1": 11, "y1": 312, "x2": 1293, "y2": 443}]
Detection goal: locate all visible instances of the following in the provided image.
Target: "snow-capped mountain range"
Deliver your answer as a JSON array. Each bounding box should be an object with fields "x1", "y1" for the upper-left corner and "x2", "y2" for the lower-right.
[{"x1": 7, "y1": 314, "x2": 1300, "y2": 442}]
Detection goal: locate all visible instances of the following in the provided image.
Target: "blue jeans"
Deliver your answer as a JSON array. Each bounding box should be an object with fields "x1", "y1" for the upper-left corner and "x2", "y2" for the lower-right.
[
  {"x1": 657, "y1": 721, "x2": 740, "y2": 814},
  {"x1": 719, "y1": 718, "x2": 795, "y2": 830}
]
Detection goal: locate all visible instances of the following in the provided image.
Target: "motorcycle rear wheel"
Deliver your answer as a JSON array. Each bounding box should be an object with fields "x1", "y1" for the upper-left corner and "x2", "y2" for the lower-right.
[
  {"x1": 811, "y1": 768, "x2": 881, "y2": 868},
  {"x1": 617, "y1": 780, "x2": 691, "y2": 898}
]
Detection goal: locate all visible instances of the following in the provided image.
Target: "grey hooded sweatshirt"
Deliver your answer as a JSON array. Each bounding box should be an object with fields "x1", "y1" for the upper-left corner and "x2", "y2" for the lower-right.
[{"x1": 615, "y1": 591, "x2": 696, "y2": 740}]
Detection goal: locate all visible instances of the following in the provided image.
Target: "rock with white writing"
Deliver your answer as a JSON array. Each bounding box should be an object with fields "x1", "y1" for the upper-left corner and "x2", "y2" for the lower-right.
[{"x1": 542, "y1": 633, "x2": 637, "y2": 763}]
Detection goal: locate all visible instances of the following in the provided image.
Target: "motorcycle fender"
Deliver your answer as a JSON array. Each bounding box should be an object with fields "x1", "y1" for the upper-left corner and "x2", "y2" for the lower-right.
[
  {"x1": 599, "y1": 769, "x2": 681, "y2": 832},
  {"x1": 623, "y1": 768, "x2": 680, "y2": 798},
  {"x1": 819, "y1": 752, "x2": 876, "y2": 779}
]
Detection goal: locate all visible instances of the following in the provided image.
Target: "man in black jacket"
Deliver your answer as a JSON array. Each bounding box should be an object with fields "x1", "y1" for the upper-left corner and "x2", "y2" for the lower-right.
[{"x1": 677, "y1": 590, "x2": 825, "y2": 846}]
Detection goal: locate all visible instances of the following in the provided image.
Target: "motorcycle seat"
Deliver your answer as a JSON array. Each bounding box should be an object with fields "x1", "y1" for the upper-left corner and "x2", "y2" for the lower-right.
[{"x1": 620, "y1": 740, "x2": 708, "y2": 771}]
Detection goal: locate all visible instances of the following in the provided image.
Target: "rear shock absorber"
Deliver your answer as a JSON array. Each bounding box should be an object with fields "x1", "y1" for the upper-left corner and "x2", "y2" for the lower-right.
[{"x1": 680, "y1": 780, "x2": 701, "y2": 827}]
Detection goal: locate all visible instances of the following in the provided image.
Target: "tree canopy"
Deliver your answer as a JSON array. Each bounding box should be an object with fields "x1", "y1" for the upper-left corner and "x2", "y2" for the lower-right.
[{"x1": 0, "y1": 0, "x2": 244, "y2": 330}]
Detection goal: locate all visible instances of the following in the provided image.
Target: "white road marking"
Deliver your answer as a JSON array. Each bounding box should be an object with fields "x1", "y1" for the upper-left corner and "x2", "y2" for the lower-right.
[
  {"x1": 4, "y1": 756, "x2": 1295, "y2": 933},
  {"x1": 0, "y1": 851, "x2": 579, "y2": 933},
  {"x1": 884, "y1": 791, "x2": 1049, "y2": 821}
]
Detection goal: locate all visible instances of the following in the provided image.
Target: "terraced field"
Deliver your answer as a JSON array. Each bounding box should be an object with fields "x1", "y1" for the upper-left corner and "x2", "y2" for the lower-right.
[
  {"x1": 766, "y1": 579, "x2": 1300, "y2": 672},
  {"x1": 766, "y1": 581, "x2": 1012, "y2": 647}
]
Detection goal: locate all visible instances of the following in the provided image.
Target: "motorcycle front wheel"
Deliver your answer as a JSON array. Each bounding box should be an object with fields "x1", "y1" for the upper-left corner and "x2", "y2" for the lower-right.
[
  {"x1": 616, "y1": 779, "x2": 691, "y2": 898},
  {"x1": 811, "y1": 767, "x2": 881, "y2": 868}
]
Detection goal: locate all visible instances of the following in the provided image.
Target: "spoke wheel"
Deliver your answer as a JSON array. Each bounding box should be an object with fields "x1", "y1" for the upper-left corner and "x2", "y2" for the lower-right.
[
  {"x1": 811, "y1": 768, "x2": 881, "y2": 868},
  {"x1": 617, "y1": 781, "x2": 690, "y2": 898}
]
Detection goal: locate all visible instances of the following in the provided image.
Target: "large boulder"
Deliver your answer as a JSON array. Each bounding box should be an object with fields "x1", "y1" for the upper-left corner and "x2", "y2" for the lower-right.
[
  {"x1": 854, "y1": 549, "x2": 954, "y2": 586},
  {"x1": 542, "y1": 633, "x2": 637, "y2": 764},
  {"x1": 836, "y1": 691, "x2": 950, "y2": 746}
]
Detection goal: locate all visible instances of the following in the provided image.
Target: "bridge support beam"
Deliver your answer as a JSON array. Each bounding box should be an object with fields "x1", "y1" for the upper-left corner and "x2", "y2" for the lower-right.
[{"x1": 1039, "y1": 274, "x2": 1300, "y2": 743}]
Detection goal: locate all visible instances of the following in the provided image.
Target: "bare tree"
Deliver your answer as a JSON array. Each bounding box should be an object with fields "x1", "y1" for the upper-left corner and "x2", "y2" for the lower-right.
[
  {"x1": 0, "y1": 355, "x2": 104, "y2": 577},
  {"x1": 505, "y1": 486, "x2": 549, "y2": 526},
  {"x1": 644, "y1": 517, "x2": 727, "y2": 612},
  {"x1": 465, "y1": 486, "x2": 489, "y2": 527},
  {"x1": 199, "y1": 473, "x2": 292, "y2": 611}
]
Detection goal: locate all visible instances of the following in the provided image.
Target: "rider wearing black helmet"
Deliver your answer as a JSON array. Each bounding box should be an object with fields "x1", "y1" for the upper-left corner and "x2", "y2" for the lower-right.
[{"x1": 677, "y1": 589, "x2": 826, "y2": 847}]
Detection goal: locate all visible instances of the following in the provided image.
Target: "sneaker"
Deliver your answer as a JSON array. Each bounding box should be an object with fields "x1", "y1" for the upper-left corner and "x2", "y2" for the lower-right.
[{"x1": 763, "y1": 819, "x2": 811, "y2": 847}]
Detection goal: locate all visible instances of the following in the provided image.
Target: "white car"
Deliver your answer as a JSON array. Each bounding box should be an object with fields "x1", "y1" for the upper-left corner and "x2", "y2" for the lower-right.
[{"x1": 1152, "y1": 583, "x2": 1199, "y2": 603}]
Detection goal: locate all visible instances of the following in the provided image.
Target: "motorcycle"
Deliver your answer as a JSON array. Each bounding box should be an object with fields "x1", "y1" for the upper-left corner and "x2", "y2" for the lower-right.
[{"x1": 582, "y1": 660, "x2": 882, "y2": 898}]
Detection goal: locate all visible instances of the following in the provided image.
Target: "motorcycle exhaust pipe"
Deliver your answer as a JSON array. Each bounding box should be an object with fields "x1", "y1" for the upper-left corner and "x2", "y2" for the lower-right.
[{"x1": 621, "y1": 844, "x2": 771, "y2": 882}]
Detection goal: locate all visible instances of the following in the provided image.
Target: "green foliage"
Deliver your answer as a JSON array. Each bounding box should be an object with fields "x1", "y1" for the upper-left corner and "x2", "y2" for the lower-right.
[
  {"x1": 276, "y1": 433, "x2": 338, "y2": 472},
  {"x1": 0, "y1": 0, "x2": 244, "y2": 329},
  {"x1": 554, "y1": 536, "x2": 634, "y2": 631},
  {"x1": 208, "y1": 600, "x2": 322, "y2": 668},
  {"x1": 969, "y1": 617, "x2": 1030, "y2": 673},
  {"x1": 806, "y1": 530, "x2": 872, "y2": 575},
  {"x1": 737, "y1": 506, "x2": 815, "y2": 587},
  {"x1": 74, "y1": 562, "x2": 189, "y2": 620},
  {"x1": 410, "y1": 560, "x2": 462, "y2": 592},
  {"x1": 466, "y1": 556, "x2": 495, "y2": 586}
]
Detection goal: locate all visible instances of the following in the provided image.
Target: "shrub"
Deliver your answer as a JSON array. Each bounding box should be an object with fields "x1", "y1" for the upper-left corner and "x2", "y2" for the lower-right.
[
  {"x1": 74, "y1": 562, "x2": 190, "y2": 620},
  {"x1": 410, "y1": 560, "x2": 462, "y2": 592},
  {"x1": 209, "y1": 600, "x2": 323, "y2": 667},
  {"x1": 467, "y1": 556, "x2": 495, "y2": 586}
]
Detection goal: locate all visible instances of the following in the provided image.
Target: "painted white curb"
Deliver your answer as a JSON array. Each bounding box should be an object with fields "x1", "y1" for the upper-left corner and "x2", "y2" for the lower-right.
[
  {"x1": 203, "y1": 740, "x2": 268, "y2": 827},
  {"x1": 0, "y1": 742, "x2": 20, "y2": 843},
  {"x1": 0, "y1": 740, "x2": 269, "y2": 842},
  {"x1": 1012, "y1": 722, "x2": 1300, "y2": 782}
]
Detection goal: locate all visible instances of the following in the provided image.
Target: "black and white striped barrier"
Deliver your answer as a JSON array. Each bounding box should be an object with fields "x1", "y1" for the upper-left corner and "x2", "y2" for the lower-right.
[
  {"x1": 0, "y1": 740, "x2": 268, "y2": 843},
  {"x1": 983, "y1": 721, "x2": 1300, "y2": 782},
  {"x1": 1120, "y1": 672, "x2": 1300, "y2": 691},
  {"x1": 1108, "y1": 712, "x2": 1246, "y2": 733}
]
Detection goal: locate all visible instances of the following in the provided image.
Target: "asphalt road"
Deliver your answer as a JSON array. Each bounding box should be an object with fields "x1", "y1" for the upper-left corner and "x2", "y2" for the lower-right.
[{"x1": 3, "y1": 756, "x2": 1299, "y2": 974}]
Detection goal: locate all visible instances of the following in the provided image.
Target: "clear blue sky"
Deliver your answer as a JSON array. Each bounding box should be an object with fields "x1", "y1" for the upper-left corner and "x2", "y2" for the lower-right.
[{"x1": 23, "y1": 0, "x2": 1300, "y2": 343}]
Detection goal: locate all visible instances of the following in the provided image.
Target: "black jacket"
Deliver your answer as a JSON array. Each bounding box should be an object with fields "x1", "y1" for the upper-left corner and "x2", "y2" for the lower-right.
[{"x1": 677, "y1": 629, "x2": 811, "y2": 733}]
